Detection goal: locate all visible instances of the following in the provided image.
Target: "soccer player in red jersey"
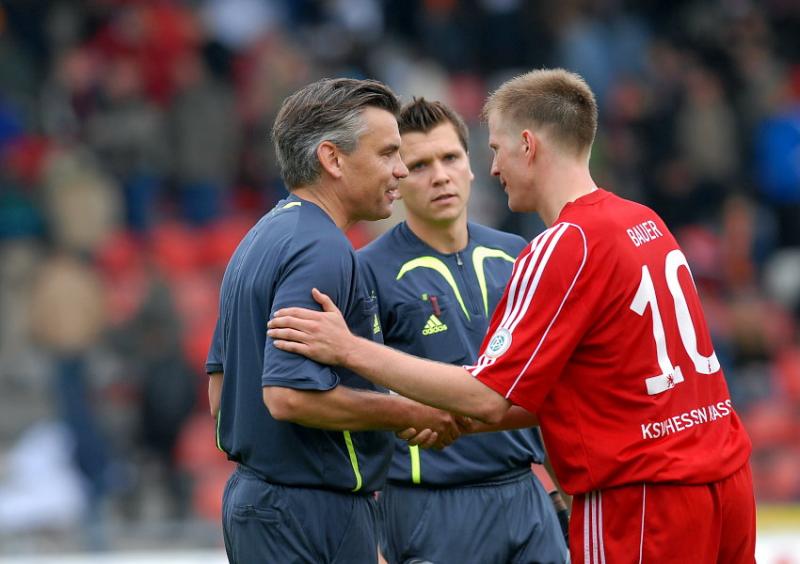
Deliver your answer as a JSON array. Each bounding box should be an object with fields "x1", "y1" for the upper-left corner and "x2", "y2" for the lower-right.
[{"x1": 268, "y1": 69, "x2": 756, "y2": 563}]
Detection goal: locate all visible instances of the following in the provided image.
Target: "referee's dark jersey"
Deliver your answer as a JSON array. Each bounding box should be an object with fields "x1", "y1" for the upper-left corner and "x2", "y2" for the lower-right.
[
  {"x1": 207, "y1": 194, "x2": 392, "y2": 493},
  {"x1": 359, "y1": 221, "x2": 546, "y2": 486}
]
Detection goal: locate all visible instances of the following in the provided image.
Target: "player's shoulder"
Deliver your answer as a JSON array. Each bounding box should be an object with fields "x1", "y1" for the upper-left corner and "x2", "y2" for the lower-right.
[
  {"x1": 562, "y1": 189, "x2": 657, "y2": 228},
  {"x1": 601, "y1": 192, "x2": 661, "y2": 223},
  {"x1": 539, "y1": 220, "x2": 589, "y2": 243},
  {"x1": 468, "y1": 222, "x2": 528, "y2": 254},
  {"x1": 528, "y1": 222, "x2": 590, "y2": 269},
  {"x1": 550, "y1": 191, "x2": 670, "y2": 270}
]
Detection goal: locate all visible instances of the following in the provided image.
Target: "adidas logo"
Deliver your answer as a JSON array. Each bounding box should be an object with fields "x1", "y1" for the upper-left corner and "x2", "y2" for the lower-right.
[
  {"x1": 422, "y1": 315, "x2": 448, "y2": 336},
  {"x1": 373, "y1": 314, "x2": 381, "y2": 335}
]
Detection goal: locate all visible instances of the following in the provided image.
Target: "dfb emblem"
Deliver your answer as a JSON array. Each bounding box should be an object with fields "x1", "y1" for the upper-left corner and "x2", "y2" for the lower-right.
[{"x1": 485, "y1": 328, "x2": 512, "y2": 358}]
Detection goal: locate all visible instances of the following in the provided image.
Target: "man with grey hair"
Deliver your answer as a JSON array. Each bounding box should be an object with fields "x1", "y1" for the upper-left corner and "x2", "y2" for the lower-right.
[{"x1": 206, "y1": 77, "x2": 460, "y2": 563}]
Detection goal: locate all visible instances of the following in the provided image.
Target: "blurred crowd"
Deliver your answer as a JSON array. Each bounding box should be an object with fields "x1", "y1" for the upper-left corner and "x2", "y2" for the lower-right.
[{"x1": 0, "y1": 0, "x2": 799, "y2": 551}]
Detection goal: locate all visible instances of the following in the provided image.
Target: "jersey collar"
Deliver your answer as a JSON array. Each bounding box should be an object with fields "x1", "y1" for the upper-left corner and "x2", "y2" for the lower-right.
[
  {"x1": 557, "y1": 188, "x2": 610, "y2": 221},
  {"x1": 398, "y1": 221, "x2": 473, "y2": 257}
]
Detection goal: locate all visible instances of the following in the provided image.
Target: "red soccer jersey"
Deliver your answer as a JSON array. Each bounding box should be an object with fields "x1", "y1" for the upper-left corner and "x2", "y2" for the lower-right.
[{"x1": 467, "y1": 189, "x2": 752, "y2": 495}]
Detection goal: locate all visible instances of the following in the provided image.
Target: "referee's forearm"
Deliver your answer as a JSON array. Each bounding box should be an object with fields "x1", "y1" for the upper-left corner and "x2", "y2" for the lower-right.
[{"x1": 264, "y1": 385, "x2": 421, "y2": 432}]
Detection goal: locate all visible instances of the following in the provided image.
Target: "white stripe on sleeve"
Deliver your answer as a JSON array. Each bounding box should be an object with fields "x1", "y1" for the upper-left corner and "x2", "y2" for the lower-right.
[
  {"x1": 504, "y1": 223, "x2": 588, "y2": 397},
  {"x1": 469, "y1": 227, "x2": 558, "y2": 377},
  {"x1": 507, "y1": 223, "x2": 569, "y2": 333},
  {"x1": 498, "y1": 226, "x2": 556, "y2": 329}
]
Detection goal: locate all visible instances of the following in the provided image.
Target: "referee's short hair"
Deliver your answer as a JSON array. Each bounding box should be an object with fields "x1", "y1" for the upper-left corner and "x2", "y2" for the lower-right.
[
  {"x1": 272, "y1": 78, "x2": 400, "y2": 189},
  {"x1": 398, "y1": 98, "x2": 470, "y2": 153}
]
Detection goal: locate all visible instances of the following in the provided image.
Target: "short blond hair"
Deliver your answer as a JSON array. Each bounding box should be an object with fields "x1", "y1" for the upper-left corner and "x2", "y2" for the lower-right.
[{"x1": 483, "y1": 69, "x2": 597, "y2": 157}]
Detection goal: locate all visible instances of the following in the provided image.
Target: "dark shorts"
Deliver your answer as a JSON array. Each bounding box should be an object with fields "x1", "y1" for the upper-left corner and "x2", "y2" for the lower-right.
[
  {"x1": 378, "y1": 470, "x2": 568, "y2": 564},
  {"x1": 222, "y1": 465, "x2": 379, "y2": 564}
]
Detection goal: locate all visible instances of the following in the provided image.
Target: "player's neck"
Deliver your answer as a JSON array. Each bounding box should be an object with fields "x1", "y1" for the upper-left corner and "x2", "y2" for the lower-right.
[
  {"x1": 405, "y1": 214, "x2": 468, "y2": 254},
  {"x1": 538, "y1": 164, "x2": 597, "y2": 227}
]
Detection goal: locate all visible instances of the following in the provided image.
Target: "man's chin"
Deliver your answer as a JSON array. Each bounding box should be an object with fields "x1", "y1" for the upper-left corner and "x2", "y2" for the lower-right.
[
  {"x1": 364, "y1": 203, "x2": 394, "y2": 222},
  {"x1": 506, "y1": 195, "x2": 532, "y2": 213}
]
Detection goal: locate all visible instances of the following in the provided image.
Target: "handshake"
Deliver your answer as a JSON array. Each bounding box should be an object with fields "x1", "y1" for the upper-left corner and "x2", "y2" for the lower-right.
[{"x1": 394, "y1": 402, "x2": 479, "y2": 450}]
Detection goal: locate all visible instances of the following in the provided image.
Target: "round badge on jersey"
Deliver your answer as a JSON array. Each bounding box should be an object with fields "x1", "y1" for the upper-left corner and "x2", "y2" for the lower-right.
[{"x1": 485, "y1": 328, "x2": 512, "y2": 358}]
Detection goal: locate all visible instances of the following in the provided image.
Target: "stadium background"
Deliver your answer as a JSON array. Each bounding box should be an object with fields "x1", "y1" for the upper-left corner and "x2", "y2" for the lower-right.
[{"x1": 0, "y1": 0, "x2": 798, "y2": 561}]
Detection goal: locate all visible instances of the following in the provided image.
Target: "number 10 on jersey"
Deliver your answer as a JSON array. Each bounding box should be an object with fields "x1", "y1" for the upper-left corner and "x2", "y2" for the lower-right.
[{"x1": 630, "y1": 249, "x2": 720, "y2": 395}]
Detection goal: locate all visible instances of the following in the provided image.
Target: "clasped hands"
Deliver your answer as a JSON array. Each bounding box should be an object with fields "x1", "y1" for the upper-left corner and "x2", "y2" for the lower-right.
[{"x1": 396, "y1": 412, "x2": 474, "y2": 450}]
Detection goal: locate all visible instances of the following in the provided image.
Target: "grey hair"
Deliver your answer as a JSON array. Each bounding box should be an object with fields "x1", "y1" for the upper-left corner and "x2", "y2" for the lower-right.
[{"x1": 271, "y1": 78, "x2": 401, "y2": 189}]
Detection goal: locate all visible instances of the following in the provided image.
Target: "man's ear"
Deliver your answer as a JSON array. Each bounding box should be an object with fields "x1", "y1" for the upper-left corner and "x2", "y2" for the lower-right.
[
  {"x1": 521, "y1": 129, "x2": 536, "y2": 164},
  {"x1": 317, "y1": 141, "x2": 343, "y2": 179}
]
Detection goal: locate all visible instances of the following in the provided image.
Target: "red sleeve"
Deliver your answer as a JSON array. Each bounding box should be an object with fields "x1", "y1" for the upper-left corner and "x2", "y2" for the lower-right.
[{"x1": 466, "y1": 222, "x2": 592, "y2": 413}]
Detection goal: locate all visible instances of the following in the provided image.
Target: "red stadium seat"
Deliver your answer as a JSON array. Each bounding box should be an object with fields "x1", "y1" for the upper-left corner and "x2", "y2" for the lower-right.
[{"x1": 149, "y1": 221, "x2": 202, "y2": 279}]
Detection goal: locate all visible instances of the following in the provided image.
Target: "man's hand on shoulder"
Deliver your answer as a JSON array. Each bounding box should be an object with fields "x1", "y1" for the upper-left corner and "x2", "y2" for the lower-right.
[{"x1": 268, "y1": 288, "x2": 357, "y2": 365}]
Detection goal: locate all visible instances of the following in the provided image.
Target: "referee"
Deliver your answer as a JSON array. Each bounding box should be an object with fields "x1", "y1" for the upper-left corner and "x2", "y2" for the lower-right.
[{"x1": 360, "y1": 99, "x2": 568, "y2": 564}]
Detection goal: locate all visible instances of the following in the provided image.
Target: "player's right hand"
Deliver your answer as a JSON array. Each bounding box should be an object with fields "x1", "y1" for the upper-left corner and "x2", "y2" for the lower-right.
[
  {"x1": 411, "y1": 406, "x2": 461, "y2": 449},
  {"x1": 397, "y1": 427, "x2": 440, "y2": 449}
]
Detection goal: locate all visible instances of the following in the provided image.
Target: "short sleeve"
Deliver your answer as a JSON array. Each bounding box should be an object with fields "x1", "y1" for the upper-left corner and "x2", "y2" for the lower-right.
[
  {"x1": 263, "y1": 236, "x2": 356, "y2": 390},
  {"x1": 205, "y1": 315, "x2": 224, "y2": 374},
  {"x1": 467, "y1": 223, "x2": 593, "y2": 413}
]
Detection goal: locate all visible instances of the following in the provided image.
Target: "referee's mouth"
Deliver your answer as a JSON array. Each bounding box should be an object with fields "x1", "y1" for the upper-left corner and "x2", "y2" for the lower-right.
[
  {"x1": 432, "y1": 192, "x2": 458, "y2": 204},
  {"x1": 386, "y1": 187, "x2": 401, "y2": 201}
]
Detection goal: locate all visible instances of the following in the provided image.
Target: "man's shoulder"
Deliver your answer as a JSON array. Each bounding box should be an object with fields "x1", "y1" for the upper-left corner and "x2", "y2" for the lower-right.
[
  {"x1": 271, "y1": 202, "x2": 351, "y2": 254},
  {"x1": 557, "y1": 191, "x2": 670, "y2": 250},
  {"x1": 361, "y1": 221, "x2": 408, "y2": 250},
  {"x1": 522, "y1": 222, "x2": 592, "y2": 274},
  {"x1": 244, "y1": 203, "x2": 354, "y2": 281},
  {"x1": 358, "y1": 223, "x2": 409, "y2": 266},
  {"x1": 561, "y1": 189, "x2": 657, "y2": 225}
]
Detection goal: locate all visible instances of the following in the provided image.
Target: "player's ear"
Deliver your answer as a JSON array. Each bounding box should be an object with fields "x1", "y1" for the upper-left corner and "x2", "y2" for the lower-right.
[
  {"x1": 521, "y1": 129, "x2": 536, "y2": 163},
  {"x1": 317, "y1": 141, "x2": 343, "y2": 179}
]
